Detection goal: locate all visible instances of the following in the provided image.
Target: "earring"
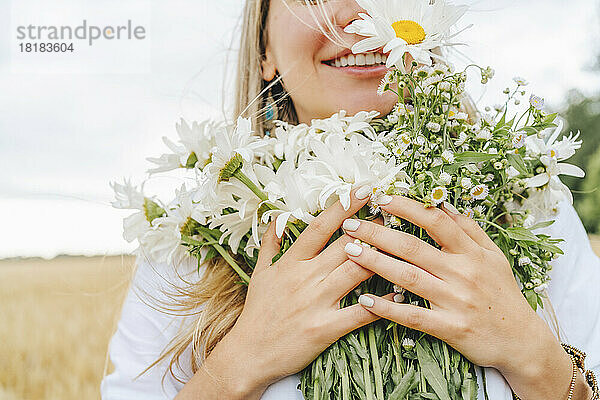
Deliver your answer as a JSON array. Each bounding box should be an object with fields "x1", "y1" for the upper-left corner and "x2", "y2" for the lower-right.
[{"x1": 264, "y1": 86, "x2": 279, "y2": 136}]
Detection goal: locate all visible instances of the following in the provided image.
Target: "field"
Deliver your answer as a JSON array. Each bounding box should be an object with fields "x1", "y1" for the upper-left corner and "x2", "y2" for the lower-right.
[
  {"x1": 1, "y1": 239, "x2": 600, "y2": 400},
  {"x1": 0, "y1": 255, "x2": 135, "y2": 400}
]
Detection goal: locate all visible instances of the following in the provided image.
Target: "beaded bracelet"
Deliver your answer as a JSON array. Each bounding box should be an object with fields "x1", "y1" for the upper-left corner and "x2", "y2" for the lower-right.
[{"x1": 512, "y1": 343, "x2": 599, "y2": 400}]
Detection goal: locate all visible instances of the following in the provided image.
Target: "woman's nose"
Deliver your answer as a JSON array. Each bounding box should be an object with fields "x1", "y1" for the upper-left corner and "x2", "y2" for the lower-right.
[{"x1": 332, "y1": 0, "x2": 366, "y2": 30}]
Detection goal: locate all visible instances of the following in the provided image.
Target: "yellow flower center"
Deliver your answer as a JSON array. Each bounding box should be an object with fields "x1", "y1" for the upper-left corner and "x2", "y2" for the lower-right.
[
  {"x1": 391, "y1": 20, "x2": 426, "y2": 45},
  {"x1": 432, "y1": 188, "x2": 444, "y2": 200},
  {"x1": 472, "y1": 187, "x2": 484, "y2": 197}
]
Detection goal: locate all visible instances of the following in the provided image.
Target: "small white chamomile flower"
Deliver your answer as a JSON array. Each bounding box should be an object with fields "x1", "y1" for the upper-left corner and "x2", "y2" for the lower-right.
[
  {"x1": 439, "y1": 172, "x2": 452, "y2": 185},
  {"x1": 426, "y1": 122, "x2": 441, "y2": 133},
  {"x1": 460, "y1": 177, "x2": 473, "y2": 190},
  {"x1": 430, "y1": 186, "x2": 448, "y2": 205},
  {"x1": 470, "y1": 184, "x2": 489, "y2": 200},
  {"x1": 441, "y1": 150, "x2": 455, "y2": 164}
]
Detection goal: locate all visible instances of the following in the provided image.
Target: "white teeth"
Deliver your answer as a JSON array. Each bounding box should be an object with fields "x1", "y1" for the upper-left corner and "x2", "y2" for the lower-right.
[
  {"x1": 347, "y1": 54, "x2": 355, "y2": 66},
  {"x1": 327, "y1": 52, "x2": 387, "y2": 67}
]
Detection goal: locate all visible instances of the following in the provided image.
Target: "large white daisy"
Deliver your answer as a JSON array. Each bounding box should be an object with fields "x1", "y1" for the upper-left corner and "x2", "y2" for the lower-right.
[
  {"x1": 344, "y1": 0, "x2": 469, "y2": 71},
  {"x1": 146, "y1": 119, "x2": 225, "y2": 174}
]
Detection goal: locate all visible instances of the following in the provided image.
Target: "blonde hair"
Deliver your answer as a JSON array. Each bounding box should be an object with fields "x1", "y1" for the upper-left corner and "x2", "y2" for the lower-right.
[
  {"x1": 139, "y1": 0, "x2": 284, "y2": 383},
  {"x1": 131, "y1": 0, "x2": 562, "y2": 387}
]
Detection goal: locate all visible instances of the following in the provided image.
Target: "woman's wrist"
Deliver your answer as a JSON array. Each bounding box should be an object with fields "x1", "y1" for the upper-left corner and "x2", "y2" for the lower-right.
[
  {"x1": 176, "y1": 327, "x2": 272, "y2": 400},
  {"x1": 495, "y1": 315, "x2": 592, "y2": 400}
]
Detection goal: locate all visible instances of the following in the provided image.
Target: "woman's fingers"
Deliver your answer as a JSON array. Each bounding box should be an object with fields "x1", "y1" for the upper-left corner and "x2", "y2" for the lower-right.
[
  {"x1": 376, "y1": 195, "x2": 476, "y2": 253},
  {"x1": 286, "y1": 185, "x2": 372, "y2": 261},
  {"x1": 342, "y1": 217, "x2": 447, "y2": 274},
  {"x1": 441, "y1": 202, "x2": 498, "y2": 251},
  {"x1": 314, "y1": 215, "x2": 384, "y2": 270},
  {"x1": 343, "y1": 241, "x2": 449, "y2": 302},
  {"x1": 255, "y1": 221, "x2": 282, "y2": 273},
  {"x1": 318, "y1": 259, "x2": 375, "y2": 304},
  {"x1": 357, "y1": 293, "x2": 447, "y2": 338},
  {"x1": 315, "y1": 234, "x2": 357, "y2": 271},
  {"x1": 328, "y1": 300, "x2": 384, "y2": 339}
]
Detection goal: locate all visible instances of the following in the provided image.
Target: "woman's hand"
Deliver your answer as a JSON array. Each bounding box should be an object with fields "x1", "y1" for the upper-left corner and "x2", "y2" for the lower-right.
[
  {"x1": 212, "y1": 186, "x2": 385, "y2": 398},
  {"x1": 342, "y1": 194, "x2": 579, "y2": 400}
]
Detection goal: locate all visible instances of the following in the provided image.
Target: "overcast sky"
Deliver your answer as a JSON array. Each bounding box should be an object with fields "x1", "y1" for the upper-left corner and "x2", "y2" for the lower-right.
[{"x1": 1, "y1": 0, "x2": 599, "y2": 259}]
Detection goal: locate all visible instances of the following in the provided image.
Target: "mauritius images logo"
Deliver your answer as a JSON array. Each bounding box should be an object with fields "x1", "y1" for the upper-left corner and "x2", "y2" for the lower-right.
[{"x1": 16, "y1": 20, "x2": 147, "y2": 46}]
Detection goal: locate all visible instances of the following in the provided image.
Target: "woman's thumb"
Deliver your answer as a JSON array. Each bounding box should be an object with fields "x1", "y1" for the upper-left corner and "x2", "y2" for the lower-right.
[{"x1": 255, "y1": 221, "x2": 282, "y2": 272}]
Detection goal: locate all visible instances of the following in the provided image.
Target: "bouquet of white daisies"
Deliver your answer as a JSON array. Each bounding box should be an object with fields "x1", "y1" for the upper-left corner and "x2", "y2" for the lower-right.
[{"x1": 112, "y1": 0, "x2": 585, "y2": 398}]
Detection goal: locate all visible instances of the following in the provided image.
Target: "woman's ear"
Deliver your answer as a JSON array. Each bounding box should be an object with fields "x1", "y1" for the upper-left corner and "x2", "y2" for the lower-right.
[{"x1": 261, "y1": 48, "x2": 277, "y2": 81}]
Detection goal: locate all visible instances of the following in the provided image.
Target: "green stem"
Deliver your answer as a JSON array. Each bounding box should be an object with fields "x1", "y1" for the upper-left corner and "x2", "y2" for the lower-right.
[
  {"x1": 368, "y1": 325, "x2": 385, "y2": 400},
  {"x1": 358, "y1": 329, "x2": 376, "y2": 400},
  {"x1": 392, "y1": 324, "x2": 403, "y2": 376},
  {"x1": 482, "y1": 367, "x2": 490, "y2": 400},
  {"x1": 233, "y1": 169, "x2": 302, "y2": 238},
  {"x1": 233, "y1": 168, "x2": 267, "y2": 202},
  {"x1": 340, "y1": 349, "x2": 350, "y2": 400},
  {"x1": 182, "y1": 233, "x2": 250, "y2": 284},
  {"x1": 313, "y1": 354, "x2": 321, "y2": 400}
]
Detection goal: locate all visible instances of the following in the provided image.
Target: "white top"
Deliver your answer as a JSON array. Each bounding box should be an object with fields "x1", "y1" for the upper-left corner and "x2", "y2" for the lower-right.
[{"x1": 101, "y1": 200, "x2": 600, "y2": 399}]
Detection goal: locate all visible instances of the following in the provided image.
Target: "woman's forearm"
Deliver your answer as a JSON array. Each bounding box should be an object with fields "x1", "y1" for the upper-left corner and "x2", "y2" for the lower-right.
[
  {"x1": 175, "y1": 328, "x2": 270, "y2": 400},
  {"x1": 497, "y1": 317, "x2": 593, "y2": 400}
]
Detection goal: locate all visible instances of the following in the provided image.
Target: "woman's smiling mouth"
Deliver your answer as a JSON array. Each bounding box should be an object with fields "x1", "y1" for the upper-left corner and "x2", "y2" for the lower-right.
[
  {"x1": 323, "y1": 51, "x2": 388, "y2": 68},
  {"x1": 321, "y1": 51, "x2": 390, "y2": 78}
]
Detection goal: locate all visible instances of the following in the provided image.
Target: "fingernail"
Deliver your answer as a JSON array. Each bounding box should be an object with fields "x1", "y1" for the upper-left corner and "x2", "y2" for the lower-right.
[
  {"x1": 358, "y1": 295, "x2": 375, "y2": 308},
  {"x1": 355, "y1": 185, "x2": 372, "y2": 200},
  {"x1": 344, "y1": 242, "x2": 363, "y2": 257},
  {"x1": 393, "y1": 293, "x2": 405, "y2": 303},
  {"x1": 376, "y1": 195, "x2": 393, "y2": 206},
  {"x1": 442, "y1": 201, "x2": 459, "y2": 215},
  {"x1": 342, "y1": 218, "x2": 361, "y2": 232}
]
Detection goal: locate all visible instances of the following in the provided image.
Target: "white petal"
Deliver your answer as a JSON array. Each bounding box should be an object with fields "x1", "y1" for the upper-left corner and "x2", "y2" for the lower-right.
[
  {"x1": 527, "y1": 173, "x2": 550, "y2": 188},
  {"x1": 557, "y1": 163, "x2": 585, "y2": 178},
  {"x1": 275, "y1": 211, "x2": 291, "y2": 238}
]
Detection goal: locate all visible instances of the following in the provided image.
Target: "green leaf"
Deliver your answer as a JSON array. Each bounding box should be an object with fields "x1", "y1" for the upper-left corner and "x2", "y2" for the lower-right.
[
  {"x1": 527, "y1": 220, "x2": 555, "y2": 230},
  {"x1": 524, "y1": 289, "x2": 539, "y2": 311},
  {"x1": 505, "y1": 153, "x2": 528, "y2": 175},
  {"x1": 416, "y1": 341, "x2": 452, "y2": 400},
  {"x1": 543, "y1": 112, "x2": 558, "y2": 125},
  {"x1": 388, "y1": 366, "x2": 418, "y2": 400},
  {"x1": 454, "y1": 152, "x2": 498, "y2": 163},
  {"x1": 506, "y1": 227, "x2": 538, "y2": 242},
  {"x1": 460, "y1": 376, "x2": 478, "y2": 400}
]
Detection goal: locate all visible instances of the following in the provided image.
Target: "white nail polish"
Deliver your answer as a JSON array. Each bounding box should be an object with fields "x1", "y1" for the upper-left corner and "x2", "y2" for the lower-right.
[
  {"x1": 343, "y1": 219, "x2": 361, "y2": 232},
  {"x1": 358, "y1": 295, "x2": 375, "y2": 307},
  {"x1": 344, "y1": 242, "x2": 363, "y2": 257},
  {"x1": 393, "y1": 293, "x2": 405, "y2": 303},
  {"x1": 376, "y1": 195, "x2": 393, "y2": 206},
  {"x1": 355, "y1": 185, "x2": 372, "y2": 200},
  {"x1": 442, "y1": 201, "x2": 459, "y2": 215}
]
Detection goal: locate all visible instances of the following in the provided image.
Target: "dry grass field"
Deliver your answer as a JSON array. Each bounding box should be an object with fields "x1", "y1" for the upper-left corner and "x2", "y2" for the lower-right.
[
  {"x1": 0, "y1": 255, "x2": 135, "y2": 400},
  {"x1": 1, "y1": 239, "x2": 600, "y2": 400}
]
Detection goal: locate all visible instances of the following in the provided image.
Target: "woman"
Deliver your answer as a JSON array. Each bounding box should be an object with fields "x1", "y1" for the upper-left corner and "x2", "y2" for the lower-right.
[{"x1": 101, "y1": 0, "x2": 600, "y2": 399}]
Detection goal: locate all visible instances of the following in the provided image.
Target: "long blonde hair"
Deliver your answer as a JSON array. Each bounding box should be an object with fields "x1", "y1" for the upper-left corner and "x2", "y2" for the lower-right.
[
  {"x1": 136, "y1": 0, "x2": 562, "y2": 386},
  {"x1": 139, "y1": 0, "x2": 287, "y2": 383}
]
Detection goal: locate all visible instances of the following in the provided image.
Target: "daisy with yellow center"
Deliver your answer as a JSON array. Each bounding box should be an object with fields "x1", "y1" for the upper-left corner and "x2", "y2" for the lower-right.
[
  {"x1": 470, "y1": 184, "x2": 489, "y2": 200},
  {"x1": 391, "y1": 20, "x2": 426, "y2": 44},
  {"x1": 345, "y1": 0, "x2": 469, "y2": 71},
  {"x1": 431, "y1": 186, "x2": 448, "y2": 205}
]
